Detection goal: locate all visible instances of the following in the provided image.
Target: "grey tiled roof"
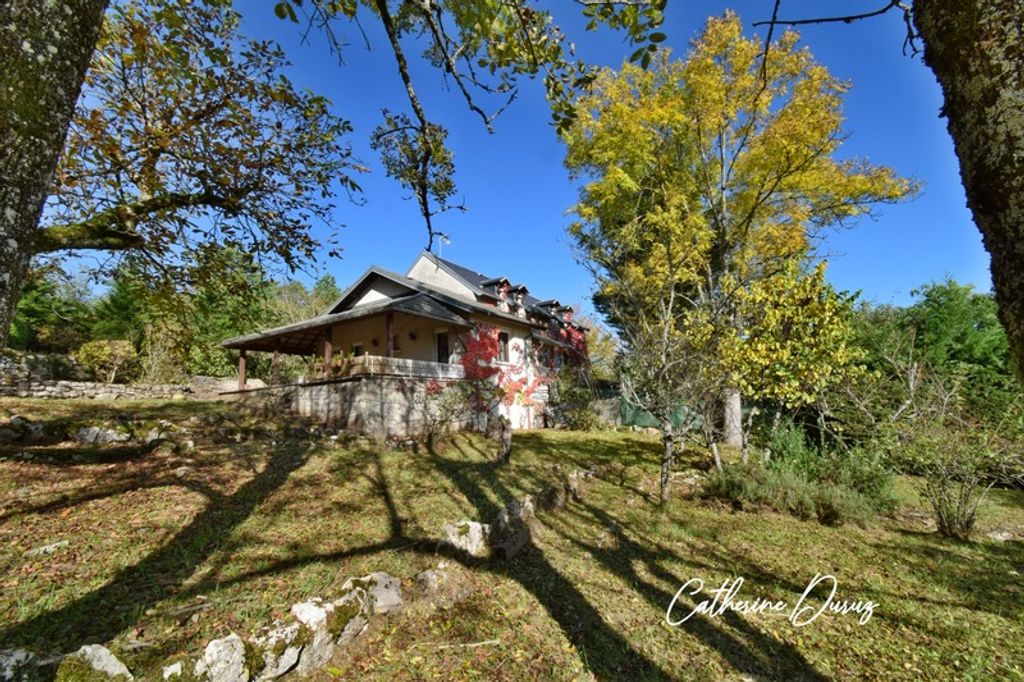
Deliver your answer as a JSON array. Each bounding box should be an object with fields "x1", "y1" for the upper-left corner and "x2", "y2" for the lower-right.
[
  {"x1": 326, "y1": 265, "x2": 539, "y2": 328},
  {"x1": 221, "y1": 293, "x2": 471, "y2": 353},
  {"x1": 423, "y1": 251, "x2": 562, "y2": 318},
  {"x1": 223, "y1": 252, "x2": 575, "y2": 354}
]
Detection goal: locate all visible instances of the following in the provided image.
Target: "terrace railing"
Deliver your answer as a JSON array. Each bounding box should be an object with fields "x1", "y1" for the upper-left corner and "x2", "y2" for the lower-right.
[{"x1": 316, "y1": 354, "x2": 465, "y2": 381}]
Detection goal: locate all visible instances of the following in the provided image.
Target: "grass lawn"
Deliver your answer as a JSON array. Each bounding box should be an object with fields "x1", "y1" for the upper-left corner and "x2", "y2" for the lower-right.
[{"x1": 1, "y1": 398, "x2": 1022, "y2": 680}]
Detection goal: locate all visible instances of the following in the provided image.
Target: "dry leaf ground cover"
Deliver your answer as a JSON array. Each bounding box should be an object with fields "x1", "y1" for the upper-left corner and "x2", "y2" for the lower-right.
[{"x1": 1, "y1": 398, "x2": 1022, "y2": 680}]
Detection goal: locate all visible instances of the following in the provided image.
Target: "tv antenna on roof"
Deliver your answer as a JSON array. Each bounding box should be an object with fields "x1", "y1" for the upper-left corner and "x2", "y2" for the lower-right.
[{"x1": 436, "y1": 232, "x2": 451, "y2": 258}]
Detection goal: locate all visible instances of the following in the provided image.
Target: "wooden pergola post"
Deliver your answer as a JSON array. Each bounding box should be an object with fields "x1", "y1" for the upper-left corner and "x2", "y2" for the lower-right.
[
  {"x1": 385, "y1": 312, "x2": 394, "y2": 358},
  {"x1": 237, "y1": 350, "x2": 247, "y2": 390},
  {"x1": 322, "y1": 332, "x2": 333, "y2": 376},
  {"x1": 271, "y1": 350, "x2": 280, "y2": 384}
]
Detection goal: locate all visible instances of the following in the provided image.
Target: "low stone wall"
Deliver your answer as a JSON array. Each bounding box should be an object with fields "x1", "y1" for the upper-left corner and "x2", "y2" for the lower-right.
[
  {"x1": 0, "y1": 379, "x2": 191, "y2": 401},
  {"x1": 0, "y1": 352, "x2": 247, "y2": 401},
  {"x1": 236, "y1": 375, "x2": 472, "y2": 439},
  {"x1": 0, "y1": 350, "x2": 85, "y2": 384}
]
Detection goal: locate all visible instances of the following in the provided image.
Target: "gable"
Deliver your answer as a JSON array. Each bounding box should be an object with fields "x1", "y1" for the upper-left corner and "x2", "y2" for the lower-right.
[
  {"x1": 406, "y1": 253, "x2": 478, "y2": 299},
  {"x1": 352, "y1": 278, "x2": 414, "y2": 308},
  {"x1": 325, "y1": 270, "x2": 418, "y2": 314}
]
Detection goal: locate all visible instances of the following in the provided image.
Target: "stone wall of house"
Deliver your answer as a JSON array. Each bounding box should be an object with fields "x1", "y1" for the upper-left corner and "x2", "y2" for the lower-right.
[{"x1": 237, "y1": 375, "x2": 475, "y2": 439}]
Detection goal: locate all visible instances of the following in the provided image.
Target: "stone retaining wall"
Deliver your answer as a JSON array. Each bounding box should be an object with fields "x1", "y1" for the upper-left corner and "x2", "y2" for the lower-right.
[
  {"x1": 0, "y1": 379, "x2": 192, "y2": 401},
  {"x1": 0, "y1": 351, "x2": 251, "y2": 401},
  {"x1": 236, "y1": 375, "x2": 473, "y2": 439},
  {"x1": 0, "y1": 350, "x2": 85, "y2": 383}
]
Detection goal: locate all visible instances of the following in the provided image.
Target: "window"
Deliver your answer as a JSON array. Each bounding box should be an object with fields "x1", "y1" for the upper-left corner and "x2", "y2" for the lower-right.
[
  {"x1": 436, "y1": 332, "x2": 449, "y2": 363},
  {"x1": 392, "y1": 335, "x2": 401, "y2": 352},
  {"x1": 351, "y1": 342, "x2": 364, "y2": 357},
  {"x1": 498, "y1": 332, "x2": 509, "y2": 363}
]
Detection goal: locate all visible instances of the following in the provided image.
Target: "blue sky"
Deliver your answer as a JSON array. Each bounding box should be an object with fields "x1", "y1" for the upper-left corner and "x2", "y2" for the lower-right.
[{"x1": 237, "y1": 1, "x2": 991, "y2": 316}]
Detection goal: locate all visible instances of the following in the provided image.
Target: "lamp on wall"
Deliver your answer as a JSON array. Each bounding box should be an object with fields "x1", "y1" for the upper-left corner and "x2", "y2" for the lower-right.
[
  {"x1": 409, "y1": 332, "x2": 417, "y2": 341},
  {"x1": 371, "y1": 338, "x2": 379, "y2": 347}
]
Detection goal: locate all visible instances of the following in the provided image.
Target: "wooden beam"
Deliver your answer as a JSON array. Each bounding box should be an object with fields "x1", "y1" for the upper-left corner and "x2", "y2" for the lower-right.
[
  {"x1": 323, "y1": 333, "x2": 333, "y2": 375},
  {"x1": 237, "y1": 350, "x2": 247, "y2": 390},
  {"x1": 385, "y1": 312, "x2": 394, "y2": 358}
]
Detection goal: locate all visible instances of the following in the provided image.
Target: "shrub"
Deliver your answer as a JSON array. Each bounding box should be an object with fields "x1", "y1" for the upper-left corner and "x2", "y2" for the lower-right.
[
  {"x1": 705, "y1": 422, "x2": 896, "y2": 526},
  {"x1": 767, "y1": 419, "x2": 818, "y2": 465},
  {"x1": 415, "y1": 379, "x2": 469, "y2": 448},
  {"x1": 548, "y1": 367, "x2": 601, "y2": 431},
  {"x1": 705, "y1": 462, "x2": 882, "y2": 527},
  {"x1": 899, "y1": 421, "x2": 1016, "y2": 540},
  {"x1": 766, "y1": 422, "x2": 897, "y2": 513},
  {"x1": 72, "y1": 339, "x2": 139, "y2": 384}
]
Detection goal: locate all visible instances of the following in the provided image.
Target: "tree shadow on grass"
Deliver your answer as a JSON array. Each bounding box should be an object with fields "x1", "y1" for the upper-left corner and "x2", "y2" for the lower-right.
[
  {"x1": 421, "y1": 440, "x2": 675, "y2": 680},
  {"x1": 0, "y1": 443, "x2": 156, "y2": 466},
  {"x1": 163, "y1": 439, "x2": 675, "y2": 679},
  {"x1": 422, "y1": 433, "x2": 825, "y2": 680},
  {"x1": 870, "y1": 527, "x2": 1024, "y2": 622},
  {"x1": 549, "y1": 497, "x2": 827, "y2": 681},
  {"x1": 0, "y1": 439, "x2": 314, "y2": 656},
  {"x1": 0, "y1": 399, "x2": 229, "y2": 425}
]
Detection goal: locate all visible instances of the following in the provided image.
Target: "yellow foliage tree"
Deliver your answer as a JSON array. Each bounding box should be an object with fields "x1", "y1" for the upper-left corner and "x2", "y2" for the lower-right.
[{"x1": 564, "y1": 13, "x2": 913, "y2": 488}]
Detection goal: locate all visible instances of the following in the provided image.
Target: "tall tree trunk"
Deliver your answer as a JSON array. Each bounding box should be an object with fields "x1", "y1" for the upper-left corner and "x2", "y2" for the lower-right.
[
  {"x1": 913, "y1": 1, "x2": 1024, "y2": 382},
  {"x1": 722, "y1": 388, "x2": 743, "y2": 448},
  {"x1": 0, "y1": 0, "x2": 108, "y2": 344},
  {"x1": 659, "y1": 420, "x2": 674, "y2": 504}
]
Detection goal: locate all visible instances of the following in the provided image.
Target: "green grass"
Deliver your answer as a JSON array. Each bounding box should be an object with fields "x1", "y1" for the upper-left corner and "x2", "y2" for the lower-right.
[{"x1": 1, "y1": 398, "x2": 1023, "y2": 680}]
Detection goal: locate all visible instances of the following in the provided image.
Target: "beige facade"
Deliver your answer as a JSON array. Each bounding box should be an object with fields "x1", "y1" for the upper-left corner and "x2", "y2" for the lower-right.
[
  {"x1": 223, "y1": 251, "x2": 583, "y2": 436},
  {"x1": 406, "y1": 256, "x2": 476, "y2": 298}
]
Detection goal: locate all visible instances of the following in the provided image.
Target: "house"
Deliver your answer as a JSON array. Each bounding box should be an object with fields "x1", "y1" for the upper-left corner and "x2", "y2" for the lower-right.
[{"x1": 221, "y1": 251, "x2": 587, "y2": 437}]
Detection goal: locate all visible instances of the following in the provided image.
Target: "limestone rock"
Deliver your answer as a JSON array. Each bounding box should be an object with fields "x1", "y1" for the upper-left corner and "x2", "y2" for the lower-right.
[
  {"x1": 415, "y1": 569, "x2": 447, "y2": 594},
  {"x1": 161, "y1": 661, "x2": 183, "y2": 679},
  {"x1": 23, "y1": 423, "x2": 46, "y2": 443},
  {"x1": 490, "y1": 498, "x2": 535, "y2": 560},
  {"x1": 0, "y1": 649, "x2": 39, "y2": 681},
  {"x1": 443, "y1": 521, "x2": 491, "y2": 559},
  {"x1": 289, "y1": 600, "x2": 335, "y2": 675},
  {"x1": 193, "y1": 634, "x2": 247, "y2": 682},
  {"x1": 56, "y1": 645, "x2": 133, "y2": 681},
  {"x1": 328, "y1": 588, "x2": 370, "y2": 645},
  {"x1": 144, "y1": 427, "x2": 168, "y2": 445},
  {"x1": 564, "y1": 472, "x2": 582, "y2": 501},
  {"x1": 75, "y1": 426, "x2": 131, "y2": 446},
  {"x1": 250, "y1": 620, "x2": 303, "y2": 680},
  {"x1": 987, "y1": 528, "x2": 1017, "y2": 542},
  {"x1": 342, "y1": 572, "x2": 402, "y2": 615},
  {"x1": 23, "y1": 540, "x2": 68, "y2": 558},
  {"x1": 535, "y1": 484, "x2": 567, "y2": 512}
]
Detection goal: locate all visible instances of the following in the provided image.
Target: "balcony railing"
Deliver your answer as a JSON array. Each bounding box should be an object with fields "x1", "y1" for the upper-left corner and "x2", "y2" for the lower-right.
[{"x1": 315, "y1": 354, "x2": 466, "y2": 381}]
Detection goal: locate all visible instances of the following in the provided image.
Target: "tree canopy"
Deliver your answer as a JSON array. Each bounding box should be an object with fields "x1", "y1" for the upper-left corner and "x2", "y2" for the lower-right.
[
  {"x1": 563, "y1": 14, "x2": 914, "y2": 492},
  {"x1": 36, "y1": 0, "x2": 360, "y2": 295}
]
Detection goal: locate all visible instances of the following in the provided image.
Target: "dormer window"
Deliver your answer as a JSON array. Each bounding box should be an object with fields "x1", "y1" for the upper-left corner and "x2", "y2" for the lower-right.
[{"x1": 481, "y1": 276, "x2": 509, "y2": 298}]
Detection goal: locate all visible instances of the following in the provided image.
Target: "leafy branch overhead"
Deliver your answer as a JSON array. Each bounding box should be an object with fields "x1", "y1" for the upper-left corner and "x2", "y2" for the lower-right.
[
  {"x1": 41, "y1": 0, "x2": 362, "y2": 293},
  {"x1": 274, "y1": 0, "x2": 667, "y2": 249}
]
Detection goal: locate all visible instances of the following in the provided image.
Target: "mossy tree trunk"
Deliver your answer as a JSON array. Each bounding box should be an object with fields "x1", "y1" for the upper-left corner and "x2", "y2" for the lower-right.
[
  {"x1": 0, "y1": 0, "x2": 108, "y2": 344},
  {"x1": 913, "y1": 1, "x2": 1024, "y2": 382},
  {"x1": 659, "y1": 419, "x2": 675, "y2": 505}
]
